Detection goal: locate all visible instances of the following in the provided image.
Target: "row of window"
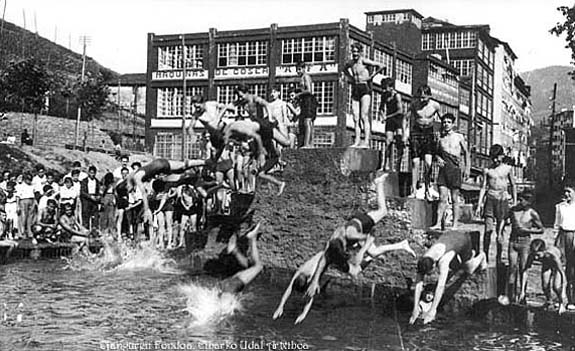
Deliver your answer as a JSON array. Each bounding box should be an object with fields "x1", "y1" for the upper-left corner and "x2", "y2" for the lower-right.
[
  {"x1": 421, "y1": 31, "x2": 478, "y2": 51},
  {"x1": 476, "y1": 92, "x2": 493, "y2": 119},
  {"x1": 428, "y1": 62, "x2": 458, "y2": 88},
  {"x1": 156, "y1": 37, "x2": 409, "y2": 72},
  {"x1": 477, "y1": 40, "x2": 494, "y2": 70},
  {"x1": 476, "y1": 64, "x2": 493, "y2": 95},
  {"x1": 156, "y1": 82, "x2": 335, "y2": 118},
  {"x1": 451, "y1": 59, "x2": 474, "y2": 77}
]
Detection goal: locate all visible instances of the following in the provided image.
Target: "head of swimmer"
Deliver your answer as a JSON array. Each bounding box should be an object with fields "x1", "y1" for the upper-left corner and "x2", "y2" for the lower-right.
[
  {"x1": 441, "y1": 113, "x2": 456, "y2": 133},
  {"x1": 563, "y1": 185, "x2": 575, "y2": 203},
  {"x1": 489, "y1": 144, "x2": 505, "y2": 165},
  {"x1": 351, "y1": 43, "x2": 362, "y2": 60},
  {"x1": 234, "y1": 84, "x2": 249, "y2": 101},
  {"x1": 417, "y1": 85, "x2": 432, "y2": 103},
  {"x1": 529, "y1": 239, "x2": 546, "y2": 261}
]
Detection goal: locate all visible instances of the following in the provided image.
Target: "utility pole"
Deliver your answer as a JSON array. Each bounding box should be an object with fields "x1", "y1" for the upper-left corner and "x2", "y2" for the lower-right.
[
  {"x1": 181, "y1": 34, "x2": 187, "y2": 160},
  {"x1": 74, "y1": 35, "x2": 89, "y2": 148},
  {"x1": 548, "y1": 82, "x2": 557, "y2": 189}
]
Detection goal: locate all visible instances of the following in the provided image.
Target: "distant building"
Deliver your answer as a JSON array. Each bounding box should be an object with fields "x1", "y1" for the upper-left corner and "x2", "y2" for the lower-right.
[
  {"x1": 145, "y1": 20, "x2": 415, "y2": 160},
  {"x1": 366, "y1": 9, "x2": 532, "y2": 175}
]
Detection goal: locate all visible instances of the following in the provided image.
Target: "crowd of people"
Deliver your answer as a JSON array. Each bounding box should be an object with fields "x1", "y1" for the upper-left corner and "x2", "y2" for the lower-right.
[{"x1": 0, "y1": 57, "x2": 571, "y2": 328}]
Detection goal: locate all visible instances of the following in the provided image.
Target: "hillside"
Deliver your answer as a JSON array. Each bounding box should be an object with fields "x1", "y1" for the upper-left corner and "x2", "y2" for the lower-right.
[{"x1": 521, "y1": 65, "x2": 575, "y2": 124}]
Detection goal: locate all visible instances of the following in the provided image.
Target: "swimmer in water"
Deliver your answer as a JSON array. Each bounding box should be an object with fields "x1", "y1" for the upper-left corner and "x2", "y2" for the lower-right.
[{"x1": 218, "y1": 222, "x2": 264, "y2": 295}]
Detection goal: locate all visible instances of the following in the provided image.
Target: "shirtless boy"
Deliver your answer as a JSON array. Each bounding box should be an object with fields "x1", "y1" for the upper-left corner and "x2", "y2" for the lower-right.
[
  {"x1": 119, "y1": 158, "x2": 206, "y2": 223},
  {"x1": 344, "y1": 43, "x2": 385, "y2": 148},
  {"x1": 410, "y1": 231, "x2": 487, "y2": 325},
  {"x1": 476, "y1": 144, "x2": 517, "y2": 263},
  {"x1": 523, "y1": 239, "x2": 568, "y2": 314},
  {"x1": 295, "y1": 62, "x2": 316, "y2": 148},
  {"x1": 189, "y1": 95, "x2": 235, "y2": 160},
  {"x1": 59, "y1": 203, "x2": 92, "y2": 256},
  {"x1": 274, "y1": 173, "x2": 415, "y2": 324},
  {"x1": 501, "y1": 190, "x2": 543, "y2": 304},
  {"x1": 431, "y1": 113, "x2": 470, "y2": 230},
  {"x1": 379, "y1": 77, "x2": 405, "y2": 170},
  {"x1": 219, "y1": 222, "x2": 264, "y2": 295},
  {"x1": 409, "y1": 85, "x2": 441, "y2": 198}
]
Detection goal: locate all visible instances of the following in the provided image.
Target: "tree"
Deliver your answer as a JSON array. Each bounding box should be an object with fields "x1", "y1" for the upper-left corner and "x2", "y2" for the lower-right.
[
  {"x1": 0, "y1": 58, "x2": 53, "y2": 145},
  {"x1": 0, "y1": 58, "x2": 52, "y2": 113},
  {"x1": 551, "y1": 5, "x2": 575, "y2": 78},
  {"x1": 75, "y1": 75, "x2": 110, "y2": 121}
]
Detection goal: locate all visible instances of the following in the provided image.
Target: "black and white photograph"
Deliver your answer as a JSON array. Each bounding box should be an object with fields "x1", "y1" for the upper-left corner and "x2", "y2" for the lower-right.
[{"x1": 0, "y1": 0, "x2": 574, "y2": 349}]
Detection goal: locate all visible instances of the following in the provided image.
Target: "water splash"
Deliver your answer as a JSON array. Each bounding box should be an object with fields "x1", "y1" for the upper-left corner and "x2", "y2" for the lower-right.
[
  {"x1": 62, "y1": 238, "x2": 181, "y2": 274},
  {"x1": 179, "y1": 281, "x2": 243, "y2": 327}
]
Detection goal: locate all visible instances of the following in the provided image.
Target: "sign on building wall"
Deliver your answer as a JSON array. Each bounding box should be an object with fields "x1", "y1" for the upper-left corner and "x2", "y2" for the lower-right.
[
  {"x1": 275, "y1": 63, "x2": 338, "y2": 77},
  {"x1": 214, "y1": 67, "x2": 269, "y2": 79},
  {"x1": 152, "y1": 70, "x2": 208, "y2": 81}
]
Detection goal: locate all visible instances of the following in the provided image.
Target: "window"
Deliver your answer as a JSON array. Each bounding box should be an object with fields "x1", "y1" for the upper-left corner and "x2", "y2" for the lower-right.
[
  {"x1": 395, "y1": 59, "x2": 412, "y2": 85},
  {"x1": 312, "y1": 81, "x2": 335, "y2": 115},
  {"x1": 313, "y1": 131, "x2": 335, "y2": 148},
  {"x1": 158, "y1": 44, "x2": 204, "y2": 70},
  {"x1": 218, "y1": 41, "x2": 267, "y2": 67},
  {"x1": 371, "y1": 90, "x2": 382, "y2": 122},
  {"x1": 422, "y1": 33, "x2": 432, "y2": 51},
  {"x1": 373, "y1": 49, "x2": 393, "y2": 76},
  {"x1": 281, "y1": 36, "x2": 335, "y2": 64},
  {"x1": 157, "y1": 86, "x2": 205, "y2": 118},
  {"x1": 154, "y1": 133, "x2": 203, "y2": 160},
  {"x1": 451, "y1": 59, "x2": 474, "y2": 77}
]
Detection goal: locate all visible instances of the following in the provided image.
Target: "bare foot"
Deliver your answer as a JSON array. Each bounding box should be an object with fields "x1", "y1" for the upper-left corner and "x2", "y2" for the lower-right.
[
  {"x1": 358, "y1": 143, "x2": 370, "y2": 149},
  {"x1": 374, "y1": 172, "x2": 389, "y2": 184},
  {"x1": 401, "y1": 240, "x2": 417, "y2": 258},
  {"x1": 278, "y1": 182, "x2": 286, "y2": 196},
  {"x1": 226, "y1": 234, "x2": 237, "y2": 254},
  {"x1": 245, "y1": 222, "x2": 262, "y2": 240},
  {"x1": 429, "y1": 224, "x2": 443, "y2": 231}
]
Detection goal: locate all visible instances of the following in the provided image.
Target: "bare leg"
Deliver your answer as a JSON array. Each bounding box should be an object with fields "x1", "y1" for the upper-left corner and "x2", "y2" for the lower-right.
[
  {"x1": 352, "y1": 100, "x2": 361, "y2": 146},
  {"x1": 431, "y1": 186, "x2": 450, "y2": 230},
  {"x1": 165, "y1": 211, "x2": 174, "y2": 249},
  {"x1": 258, "y1": 173, "x2": 286, "y2": 196},
  {"x1": 366, "y1": 239, "x2": 416, "y2": 259},
  {"x1": 462, "y1": 251, "x2": 487, "y2": 275},
  {"x1": 451, "y1": 188, "x2": 460, "y2": 229},
  {"x1": 116, "y1": 209, "x2": 125, "y2": 242},
  {"x1": 358, "y1": 94, "x2": 372, "y2": 148},
  {"x1": 366, "y1": 172, "x2": 389, "y2": 224},
  {"x1": 483, "y1": 217, "x2": 495, "y2": 263},
  {"x1": 411, "y1": 158, "x2": 420, "y2": 197}
]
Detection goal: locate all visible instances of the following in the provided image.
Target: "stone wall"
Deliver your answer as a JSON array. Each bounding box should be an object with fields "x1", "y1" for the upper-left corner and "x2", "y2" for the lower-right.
[
  {"x1": 0, "y1": 112, "x2": 115, "y2": 149},
  {"x1": 196, "y1": 148, "x2": 489, "y2": 309}
]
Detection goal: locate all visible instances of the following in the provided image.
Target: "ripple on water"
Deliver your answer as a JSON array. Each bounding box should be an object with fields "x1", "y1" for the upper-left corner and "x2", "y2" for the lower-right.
[{"x1": 0, "y1": 255, "x2": 573, "y2": 350}]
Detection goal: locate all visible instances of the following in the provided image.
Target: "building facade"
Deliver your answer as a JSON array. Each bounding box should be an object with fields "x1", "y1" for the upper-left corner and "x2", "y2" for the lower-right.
[
  {"x1": 493, "y1": 41, "x2": 532, "y2": 182},
  {"x1": 366, "y1": 9, "x2": 532, "y2": 174},
  {"x1": 145, "y1": 20, "x2": 415, "y2": 160}
]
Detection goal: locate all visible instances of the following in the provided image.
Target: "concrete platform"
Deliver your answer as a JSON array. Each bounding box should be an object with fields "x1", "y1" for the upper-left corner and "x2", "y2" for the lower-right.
[
  {"x1": 0, "y1": 240, "x2": 103, "y2": 263},
  {"x1": 339, "y1": 147, "x2": 381, "y2": 176}
]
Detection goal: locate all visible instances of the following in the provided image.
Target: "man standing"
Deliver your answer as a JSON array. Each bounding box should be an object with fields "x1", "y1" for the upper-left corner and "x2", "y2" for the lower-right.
[
  {"x1": 344, "y1": 43, "x2": 385, "y2": 148},
  {"x1": 476, "y1": 144, "x2": 517, "y2": 264},
  {"x1": 113, "y1": 155, "x2": 130, "y2": 180},
  {"x1": 379, "y1": 78, "x2": 405, "y2": 171},
  {"x1": 431, "y1": 113, "x2": 470, "y2": 230},
  {"x1": 553, "y1": 185, "x2": 575, "y2": 306},
  {"x1": 409, "y1": 85, "x2": 441, "y2": 198},
  {"x1": 295, "y1": 62, "x2": 317, "y2": 148},
  {"x1": 80, "y1": 166, "x2": 101, "y2": 230}
]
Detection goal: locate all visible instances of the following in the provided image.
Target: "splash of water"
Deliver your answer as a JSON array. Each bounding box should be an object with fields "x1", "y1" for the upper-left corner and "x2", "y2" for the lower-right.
[
  {"x1": 62, "y1": 238, "x2": 181, "y2": 274},
  {"x1": 179, "y1": 281, "x2": 243, "y2": 328}
]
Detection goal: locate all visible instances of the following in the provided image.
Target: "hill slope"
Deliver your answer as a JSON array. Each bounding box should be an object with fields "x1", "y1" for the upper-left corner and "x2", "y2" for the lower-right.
[{"x1": 521, "y1": 65, "x2": 575, "y2": 124}]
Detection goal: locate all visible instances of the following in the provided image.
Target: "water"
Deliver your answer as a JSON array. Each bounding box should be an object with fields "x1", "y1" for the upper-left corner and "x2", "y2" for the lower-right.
[{"x1": 0, "y1": 248, "x2": 573, "y2": 351}]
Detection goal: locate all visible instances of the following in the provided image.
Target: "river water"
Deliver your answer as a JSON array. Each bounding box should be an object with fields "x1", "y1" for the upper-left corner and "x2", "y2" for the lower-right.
[{"x1": 0, "y1": 247, "x2": 573, "y2": 351}]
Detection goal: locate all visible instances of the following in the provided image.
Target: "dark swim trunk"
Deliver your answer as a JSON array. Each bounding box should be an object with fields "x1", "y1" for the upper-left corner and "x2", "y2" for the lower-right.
[
  {"x1": 325, "y1": 237, "x2": 350, "y2": 273},
  {"x1": 483, "y1": 193, "x2": 509, "y2": 221},
  {"x1": 410, "y1": 123, "x2": 438, "y2": 159},
  {"x1": 259, "y1": 155, "x2": 279, "y2": 174},
  {"x1": 437, "y1": 155, "x2": 462, "y2": 189},
  {"x1": 347, "y1": 211, "x2": 376, "y2": 234},
  {"x1": 351, "y1": 83, "x2": 372, "y2": 101},
  {"x1": 210, "y1": 128, "x2": 226, "y2": 151},
  {"x1": 141, "y1": 159, "x2": 171, "y2": 182},
  {"x1": 385, "y1": 115, "x2": 404, "y2": 133},
  {"x1": 219, "y1": 276, "x2": 246, "y2": 294}
]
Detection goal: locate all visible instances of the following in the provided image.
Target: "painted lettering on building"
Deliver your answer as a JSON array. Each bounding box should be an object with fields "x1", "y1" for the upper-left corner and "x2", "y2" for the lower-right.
[
  {"x1": 152, "y1": 70, "x2": 207, "y2": 81},
  {"x1": 275, "y1": 63, "x2": 338, "y2": 77},
  {"x1": 214, "y1": 67, "x2": 269, "y2": 79}
]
